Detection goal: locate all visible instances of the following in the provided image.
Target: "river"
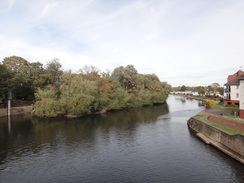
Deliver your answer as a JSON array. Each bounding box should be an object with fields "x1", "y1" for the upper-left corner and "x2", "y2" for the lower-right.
[{"x1": 0, "y1": 95, "x2": 243, "y2": 183}]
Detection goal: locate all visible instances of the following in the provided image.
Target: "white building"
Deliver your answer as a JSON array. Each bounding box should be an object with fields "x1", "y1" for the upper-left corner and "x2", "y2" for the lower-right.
[{"x1": 224, "y1": 70, "x2": 244, "y2": 106}]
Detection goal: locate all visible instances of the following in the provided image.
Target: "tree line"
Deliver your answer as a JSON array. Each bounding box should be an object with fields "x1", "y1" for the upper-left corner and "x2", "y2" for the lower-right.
[
  {"x1": 0, "y1": 56, "x2": 171, "y2": 117},
  {"x1": 172, "y1": 84, "x2": 224, "y2": 96},
  {"x1": 0, "y1": 56, "x2": 63, "y2": 102}
]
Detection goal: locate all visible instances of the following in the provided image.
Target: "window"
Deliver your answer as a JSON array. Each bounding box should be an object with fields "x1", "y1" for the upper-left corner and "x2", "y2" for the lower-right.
[
  {"x1": 236, "y1": 85, "x2": 239, "y2": 89},
  {"x1": 236, "y1": 93, "x2": 239, "y2": 98}
]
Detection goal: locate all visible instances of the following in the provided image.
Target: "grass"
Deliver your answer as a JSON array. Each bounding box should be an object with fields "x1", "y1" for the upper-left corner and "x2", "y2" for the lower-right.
[
  {"x1": 219, "y1": 115, "x2": 244, "y2": 124},
  {"x1": 211, "y1": 104, "x2": 223, "y2": 109},
  {"x1": 211, "y1": 103, "x2": 238, "y2": 110},
  {"x1": 194, "y1": 115, "x2": 244, "y2": 135}
]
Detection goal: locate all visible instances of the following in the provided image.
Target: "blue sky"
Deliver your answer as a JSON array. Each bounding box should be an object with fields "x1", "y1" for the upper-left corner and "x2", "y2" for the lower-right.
[{"x1": 0, "y1": 0, "x2": 244, "y2": 87}]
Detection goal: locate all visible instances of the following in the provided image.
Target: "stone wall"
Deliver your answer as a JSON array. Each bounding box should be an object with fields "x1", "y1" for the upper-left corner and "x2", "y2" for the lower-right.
[{"x1": 188, "y1": 117, "x2": 244, "y2": 163}]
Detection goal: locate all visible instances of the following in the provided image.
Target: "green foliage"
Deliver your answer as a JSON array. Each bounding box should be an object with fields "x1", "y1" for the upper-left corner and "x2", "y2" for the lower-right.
[
  {"x1": 217, "y1": 87, "x2": 224, "y2": 96},
  {"x1": 45, "y1": 58, "x2": 63, "y2": 85},
  {"x1": 111, "y1": 65, "x2": 138, "y2": 89},
  {"x1": 205, "y1": 99, "x2": 216, "y2": 107},
  {"x1": 180, "y1": 85, "x2": 186, "y2": 91},
  {"x1": 2, "y1": 56, "x2": 49, "y2": 101},
  {"x1": 59, "y1": 72, "x2": 97, "y2": 114},
  {"x1": 195, "y1": 115, "x2": 244, "y2": 134},
  {"x1": 33, "y1": 86, "x2": 60, "y2": 117},
  {"x1": 0, "y1": 64, "x2": 12, "y2": 100},
  {"x1": 198, "y1": 87, "x2": 205, "y2": 96},
  {"x1": 33, "y1": 65, "x2": 171, "y2": 117}
]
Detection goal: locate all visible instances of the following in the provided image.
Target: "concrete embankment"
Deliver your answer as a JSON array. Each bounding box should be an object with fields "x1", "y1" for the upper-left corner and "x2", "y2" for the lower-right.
[
  {"x1": 0, "y1": 106, "x2": 33, "y2": 117},
  {"x1": 187, "y1": 117, "x2": 244, "y2": 164}
]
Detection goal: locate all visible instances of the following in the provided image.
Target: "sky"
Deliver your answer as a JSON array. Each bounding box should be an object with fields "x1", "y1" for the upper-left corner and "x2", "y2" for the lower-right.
[{"x1": 0, "y1": 0, "x2": 244, "y2": 87}]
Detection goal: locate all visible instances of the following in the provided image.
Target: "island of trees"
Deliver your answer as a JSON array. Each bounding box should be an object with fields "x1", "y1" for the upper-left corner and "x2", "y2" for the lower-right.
[{"x1": 0, "y1": 56, "x2": 171, "y2": 117}]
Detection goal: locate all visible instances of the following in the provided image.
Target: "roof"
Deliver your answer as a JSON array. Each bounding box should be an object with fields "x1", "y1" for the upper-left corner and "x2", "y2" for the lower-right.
[
  {"x1": 227, "y1": 70, "x2": 244, "y2": 82},
  {"x1": 224, "y1": 74, "x2": 244, "y2": 86}
]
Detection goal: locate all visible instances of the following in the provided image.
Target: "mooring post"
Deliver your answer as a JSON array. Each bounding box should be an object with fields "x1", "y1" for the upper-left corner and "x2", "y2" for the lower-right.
[
  {"x1": 8, "y1": 99, "x2": 11, "y2": 117},
  {"x1": 8, "y1": 110, "x2": 11, "y2": 133},
  {"x1": 7, "y1": 91, "x2": 12, "y2": 117}
]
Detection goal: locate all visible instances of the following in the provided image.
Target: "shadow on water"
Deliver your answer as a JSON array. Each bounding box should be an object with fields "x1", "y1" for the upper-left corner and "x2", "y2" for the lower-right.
[
  {"x1": 187, "y1": 126, "x2": 244, "y2": 180},
  {"x1": 0, "y1": 104, "x2": 169, "y2": 165}
]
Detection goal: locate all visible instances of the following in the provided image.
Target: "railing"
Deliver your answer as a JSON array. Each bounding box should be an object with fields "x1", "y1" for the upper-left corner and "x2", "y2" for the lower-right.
[
  {"x1": 224, "y1": 88, "x2": 230, "y2": 93},
  {"x1": 224, "y1": 96, "x2": 230, "y2": 100}
]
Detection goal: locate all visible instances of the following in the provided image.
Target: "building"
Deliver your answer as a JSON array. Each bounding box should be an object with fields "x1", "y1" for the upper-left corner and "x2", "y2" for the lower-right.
[
  {"x1": 224, "y1": 70, "x2": 244, "y2": 106},
  {"x1": 239, "y1": 75, "x2": 244, "y2": 118}
]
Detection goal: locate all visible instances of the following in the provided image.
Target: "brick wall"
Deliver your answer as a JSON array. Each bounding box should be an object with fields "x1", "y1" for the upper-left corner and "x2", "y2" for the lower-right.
[
  {"x1": 239, "y1": 110, "x2": 244, "y2": 119},
  {"x1": 208, "y1": 115, "x2": 244, "y2": 131},
  {"x1": 223, "y1": 100, "x2": 239, "y2": 106}
]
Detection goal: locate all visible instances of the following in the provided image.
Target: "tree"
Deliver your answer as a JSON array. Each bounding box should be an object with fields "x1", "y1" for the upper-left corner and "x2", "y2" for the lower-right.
[
  {"x1": 211, "y1": 83, "x2": 220, "y2": 88},
  {"x1": 46, "y1": 58, "x2": 63, "y2": 85},
  {"x1": 111, "y1": 65, "x2": 138, "y2": 89},
  {"x1": 59, "y1": 72, "x2": 97, "y2": 115},
  {"x1": 0, "y1": 64, "x2": 12, "y2": 100},
  {"x1": 2, "y1": 56, "x2": 30, "y2": 73},
  {"x1": 29, "y1": 62, "x2": 48, "y2": 89},
  {"x1": 198, "y1": 88, "x2": 205, "y2": 96},
  {"x1": 217, "y1": 87, "x2": 224, "y2": 96},
  {"x1": 33, "y1": 65, "x2": 171, "y2": 117},
  {"x1": 2, "y1": 56, "x2": 49, "y2": 100},
  {"x1": 79, "y1": 65, "x2": 100, "y2": 81},
  {"x1": 33, "y1": 85, "x2": 60, "y2": 117},
  {"x1": 2, "y1": 56, "x2": 32, "y2": 100},
  {"x1": 210, "y1": 82, "x2": 221, "y2": 96},
  {"x1": 180, "y1": 85, "x2": 186, "y2": 91}
]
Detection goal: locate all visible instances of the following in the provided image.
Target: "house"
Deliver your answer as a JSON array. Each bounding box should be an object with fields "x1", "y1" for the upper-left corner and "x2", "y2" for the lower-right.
[
  {"x1": 224, "y1": 70, "x2": 244, "y2": 106},
  {"x1": 239, "y1": 75, "x2": 244, "y2": 118}
]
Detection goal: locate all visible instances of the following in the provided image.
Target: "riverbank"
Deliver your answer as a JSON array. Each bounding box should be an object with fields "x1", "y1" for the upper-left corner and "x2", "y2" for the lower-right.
[
  {"x1": 0, "y1": 106, "x2": 33, "y2": 117},
  {"x1": 188, "y1": 110, "x2": 244, "y2": 164}
]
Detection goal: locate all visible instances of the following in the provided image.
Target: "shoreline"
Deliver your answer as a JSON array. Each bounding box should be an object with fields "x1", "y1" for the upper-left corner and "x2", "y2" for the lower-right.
[
  {"x1": 0, "y1": 106, "x2": 33, "y2": 118},
  {"x1": 188, "y1": 111, "x2": 244, "y2": 164}
]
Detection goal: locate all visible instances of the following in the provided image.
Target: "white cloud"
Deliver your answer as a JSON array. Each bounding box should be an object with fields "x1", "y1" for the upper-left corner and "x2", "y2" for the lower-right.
[
  {"x1": 8, "y1": 0, "x2": 16, "y2": 10},
  {"x1": 1, "y1": 0, "x2": 244, "y2": 86},
  {"x1": 40, "y1": 1, "x2": 61, "y2": 18}
]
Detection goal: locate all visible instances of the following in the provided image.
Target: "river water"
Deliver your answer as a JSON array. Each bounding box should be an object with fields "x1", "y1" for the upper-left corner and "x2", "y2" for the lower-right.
[{"x1": 0, "y1": 95, "x2": 243, "y2": 183}]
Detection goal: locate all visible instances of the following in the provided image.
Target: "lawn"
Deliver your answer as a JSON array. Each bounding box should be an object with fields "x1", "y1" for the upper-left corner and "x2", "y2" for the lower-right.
[{"x1": 194, "y1": 114, "x2": 244, "y2": 135}]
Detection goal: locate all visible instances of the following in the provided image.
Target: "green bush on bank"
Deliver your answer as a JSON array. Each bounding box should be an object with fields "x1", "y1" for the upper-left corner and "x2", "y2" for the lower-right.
[{"x1": 33, "y1": 65, "x2": 171, "y2": 117}]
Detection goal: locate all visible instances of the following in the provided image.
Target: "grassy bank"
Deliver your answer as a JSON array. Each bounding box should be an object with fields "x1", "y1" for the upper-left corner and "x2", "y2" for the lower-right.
[{"x1": 194, "y1": 114, "x2": 244, "y2": 135}]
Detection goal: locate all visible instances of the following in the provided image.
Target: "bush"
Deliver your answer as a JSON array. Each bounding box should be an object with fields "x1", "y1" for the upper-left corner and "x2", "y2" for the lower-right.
[{"x1": 205, "y1": 99, "x2": 216, "y2": 108}]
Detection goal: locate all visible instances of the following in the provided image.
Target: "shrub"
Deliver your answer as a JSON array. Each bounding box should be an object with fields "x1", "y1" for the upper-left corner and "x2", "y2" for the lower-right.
[{"x1": 205, "y1": 99, "x2": 216, "y2": 108}]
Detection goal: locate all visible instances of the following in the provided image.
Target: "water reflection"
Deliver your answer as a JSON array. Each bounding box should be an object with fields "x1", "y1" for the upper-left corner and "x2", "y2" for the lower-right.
[
  {"x1": 0, "y1": 96, "x2": 243, "y2": 183},
  {"x1": 0, "y1": 104, "x2": 169, "y2": 166}
]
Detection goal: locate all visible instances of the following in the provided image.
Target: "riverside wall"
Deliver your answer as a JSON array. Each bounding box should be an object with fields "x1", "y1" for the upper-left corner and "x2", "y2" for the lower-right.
[
  {"x1": 187, "y1": 117, "x2": 244, "y2": 164},
  {"x1": 0, "y1": 106, "x2": 33, "y2": 117}
]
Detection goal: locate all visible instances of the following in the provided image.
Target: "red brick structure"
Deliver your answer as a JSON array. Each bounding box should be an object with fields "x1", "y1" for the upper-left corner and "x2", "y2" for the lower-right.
[
  {"x1": 227, "y1": 70, "x2": 244, "y2": 82},
  {"x1": 240, "y1": 110, "x2": 244, "y2": 119},
  {"x1": 223, "y1": 100, "x2": 239, "y2": 106},
  {"x1": 208, "y1": 115, "x2": 244, "y2": 131}
]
